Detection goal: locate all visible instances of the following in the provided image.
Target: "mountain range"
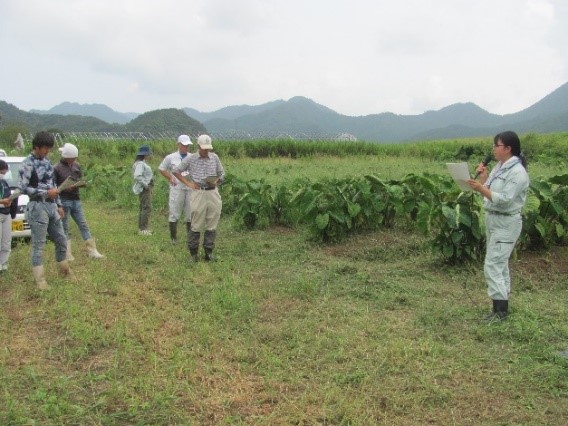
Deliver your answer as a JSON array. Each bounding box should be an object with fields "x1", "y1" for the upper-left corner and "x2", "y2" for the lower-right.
[{"x1": 3, "y1": 81, "x2": 568, "y2": 142}]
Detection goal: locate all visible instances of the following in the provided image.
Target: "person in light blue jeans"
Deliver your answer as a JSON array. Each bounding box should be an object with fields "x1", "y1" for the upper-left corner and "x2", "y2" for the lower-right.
[{"x1": 54, "y1": 143, "x2": 104, "y2": 260}]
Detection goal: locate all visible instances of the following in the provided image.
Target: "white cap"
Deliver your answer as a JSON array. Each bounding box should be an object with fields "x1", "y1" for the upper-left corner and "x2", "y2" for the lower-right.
[
  {"x1": 59, "y1": 143, "x2": 79, "y2": 158},
  {"x1": 177, "y1": 134, "x2": 192, "y2": 145},
  {"x1": 197, "y1": 134, "x2": 213, "y2": 150}
]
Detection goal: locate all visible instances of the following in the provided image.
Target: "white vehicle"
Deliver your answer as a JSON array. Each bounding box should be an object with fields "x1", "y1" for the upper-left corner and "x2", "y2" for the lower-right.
[{"x1": 3, "y1": 156, "x2": 31, "y2": 238}]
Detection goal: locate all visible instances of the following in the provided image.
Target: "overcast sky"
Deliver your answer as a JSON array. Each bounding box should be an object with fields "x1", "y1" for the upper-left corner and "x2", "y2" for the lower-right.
[{"x1": 1, "y1": 0, "x2": 567, "y2": 117}]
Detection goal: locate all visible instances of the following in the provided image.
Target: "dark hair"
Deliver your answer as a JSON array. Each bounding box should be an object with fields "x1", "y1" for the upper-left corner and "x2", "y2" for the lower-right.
[
  {"x1": 494, "y1": 130, "x2": 527, "y2": 170},
  {"x1": 32, "y1": 131, "x2": 55, "y2": 149},
  {"x1": 0, "y1": 159, "x2": 7, "y2": 172},
  {"x1": 135, "y1": 155, "x2": 145, "y2": 161}
]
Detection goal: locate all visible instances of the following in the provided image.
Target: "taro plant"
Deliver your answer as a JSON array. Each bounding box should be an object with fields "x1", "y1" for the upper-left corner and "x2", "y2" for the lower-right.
[
  {"x1": 289, "y1": 179, "x2": 368, "y2": 243},
  {"x1": 415, "y1": 182, "x2": 485, "y2": 264},
  {"x1": 520, "y1": 174, "x2": 568, "y2": 249},
  {"x1": 232, "y1": 179, "x2": 283, "y2": 229},
  {"x1": 364, "y1": 174, "x2": 405, "y2": 228}
]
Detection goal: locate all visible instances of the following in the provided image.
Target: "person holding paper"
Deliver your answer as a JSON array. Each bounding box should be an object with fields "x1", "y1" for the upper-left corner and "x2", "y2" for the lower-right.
[
  {"x1": 158, "y1": 135, "x2": 193, "y2": 245},
  {"x1": 19, "y1": 131, "x2": 72, "y2": 289},
  {"x1": 54, "y1": 143, "x2": 104, "y2": 260},
  {"x1": 132, "y1": 145, "x2": 154, "y2": 236},
  {"x1": 467, "y1": 131, "x2": 529, "y2": 322},
  {"x1": 172, "y1": 134, "x2": 225, "y2": 262},
  {"x1": 0, "y1": 159, "x2": 16, "y2": 272}
]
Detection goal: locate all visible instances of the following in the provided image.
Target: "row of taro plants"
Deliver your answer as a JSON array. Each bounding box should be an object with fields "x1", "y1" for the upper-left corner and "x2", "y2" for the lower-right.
[{"x1": 221, "y1": 172, "x2": 568, "y2": 264}]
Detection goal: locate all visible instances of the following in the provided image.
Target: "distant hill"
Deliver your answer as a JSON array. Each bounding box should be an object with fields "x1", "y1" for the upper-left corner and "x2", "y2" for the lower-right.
[
  {"x1": 30, "y1": 102, "x2": 138, "y2": 124},
  {"x1": 192, "y1": 81, "x2": 568, "y2": 141},
  {"x1": 0, "y1": 102, "x2": 206, "y2": 136},
  {"x1": 2, "y1": 81, "x2": 568, "y2": 141},
  {"x1": 124, "y1": 108, "x2": 207, "y2": 134},
  {"x1": 0, "y1": 100, "x2": 120, "y2": 132},
  {"x1": 183, "y1": 99, "x2": 285, "y2": 122}
]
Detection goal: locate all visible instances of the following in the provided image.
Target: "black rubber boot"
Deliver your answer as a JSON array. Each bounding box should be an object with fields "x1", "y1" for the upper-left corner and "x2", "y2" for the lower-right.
[
  {"x1": 188, "y1": 230, "x2": 201, "y2": 262},
  {"x1": 169, "y1": 222, "x2": 178, "y2": 244},
  {"x1": 495, "y1": 300, "x2": 509, "y2": 320},
  {"x1": 482, "y1": 299, "x2": 508, "y2": 323},
  {"x1": 203, "y1": 230, "x2": 216, "y2": 261},
  {"x1": 189, "y1": 248, "x2": 199, "y2": 263}
]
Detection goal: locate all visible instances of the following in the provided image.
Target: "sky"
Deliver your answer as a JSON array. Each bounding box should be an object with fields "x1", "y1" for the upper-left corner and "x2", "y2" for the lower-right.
[{"x1": 1, "y1": 0, "x2": 567, "y2": 117}]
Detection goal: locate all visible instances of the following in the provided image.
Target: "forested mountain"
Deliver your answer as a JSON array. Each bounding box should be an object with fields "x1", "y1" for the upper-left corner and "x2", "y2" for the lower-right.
[
  {"x1": 2, "y1": 81, "x2": 567, "y2": 142},
  {"x1": 31, "y1": 102, "x2": 138, "y2": 124},
  {"x1": 123, "y1": 109, "x2": 206, "y2": 134},
  {"x1": 0, "y1": 102, "x2": 206, "y2": 138},
  {"x1": 0, "y1": 101, "x2": 119, "y2": 132}
]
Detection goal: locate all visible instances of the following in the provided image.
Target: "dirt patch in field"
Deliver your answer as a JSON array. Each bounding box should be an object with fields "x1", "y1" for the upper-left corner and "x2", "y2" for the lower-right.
[
  {"x1": 323, "y1": 229, "x2": 426, "y2": 263},
  {"x1": 516, "y1": 245, "x2": 568, "y2": 275}
]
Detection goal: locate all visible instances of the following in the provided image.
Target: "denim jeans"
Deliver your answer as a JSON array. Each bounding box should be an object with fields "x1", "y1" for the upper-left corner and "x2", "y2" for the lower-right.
[
  {"x1": 26, "y1": 201, "x2": 67, "y2": 266},
  {"x1": 61, "y1": 199, "x2": 92, "y2": 240}
]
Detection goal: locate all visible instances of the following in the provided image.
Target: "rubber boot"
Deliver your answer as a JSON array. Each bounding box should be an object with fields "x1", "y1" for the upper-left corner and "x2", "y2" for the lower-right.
[
  {"x1": 482, "y1": 299, "x2": 507, "y2": 323},
  {"x1": 169, "y1": 222, "x2": 178, "y2": 244},
  {"x1": 32, "y1": 265, "x2": 50, "y2": 290},
  {"x1": 188, "y1": 230, "x2": 201, "y2": 262},
  {"x1": 57, "y1": 260, "x2": 76, "y2": 280},
  {"x1": 189, "y1": 248, "x2": 199, "y2": 263},
  {"x1": 85, "y1": 238, "x2": 104, "y2": 258},
  {"x1": 66, "y1": 239, "x2": 75, "y2": 261},
  {"x1": 495, "y1": 300, "x2": 509, "y2": 320},
  {"x1": 203, "y1": 230, "x2": 216, "y2": 261}
]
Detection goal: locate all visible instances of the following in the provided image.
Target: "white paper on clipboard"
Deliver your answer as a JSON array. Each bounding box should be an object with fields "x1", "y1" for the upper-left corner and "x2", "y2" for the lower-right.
[{"x1": 446, "y1": 162, "x2": 472, "y2": 192}]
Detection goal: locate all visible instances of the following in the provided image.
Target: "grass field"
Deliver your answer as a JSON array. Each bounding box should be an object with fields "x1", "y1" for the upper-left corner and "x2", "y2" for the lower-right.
[{"x1": 1, "y1": 153, "x2": 567, "y2": 425}]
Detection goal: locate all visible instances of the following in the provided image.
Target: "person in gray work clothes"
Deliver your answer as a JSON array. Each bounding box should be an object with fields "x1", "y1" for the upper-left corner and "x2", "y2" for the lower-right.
[
  {"x1": 172, "y1": 135, "x2": 224, "y2": 262},
  {"x1": 467, "y1": 131, "x2": 529, "y2": 322}
]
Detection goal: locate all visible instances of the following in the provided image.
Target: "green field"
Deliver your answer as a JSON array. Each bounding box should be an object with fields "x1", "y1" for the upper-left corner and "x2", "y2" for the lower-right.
[{"x1": 1, "y1": 136, "x2": 567, "y2": 425}]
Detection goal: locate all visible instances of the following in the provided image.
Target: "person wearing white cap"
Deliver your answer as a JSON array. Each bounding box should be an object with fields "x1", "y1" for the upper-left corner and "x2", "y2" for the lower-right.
[
  {"x1": 54, "y1": 143, "x2": 104, "y2": 259},
  {"x1": 172, "y1": 134, "x2": 224, "y2": 262},
  {"x1": 158, "y1": 135, "x2": 193, "y2": 244}
]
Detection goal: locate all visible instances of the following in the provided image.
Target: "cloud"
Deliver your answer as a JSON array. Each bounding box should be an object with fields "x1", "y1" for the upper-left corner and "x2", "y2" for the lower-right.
[{"x1": 1, "y1": 0, "x2": 567, "y2": 116}]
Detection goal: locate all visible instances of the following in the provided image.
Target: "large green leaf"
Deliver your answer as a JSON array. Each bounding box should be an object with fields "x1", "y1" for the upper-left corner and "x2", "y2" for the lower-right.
[
  {"x1": 549, "y1": 174, "x2": 568, "y2": 185},
  {"x1": 347, "y1": 202, "x2": 361, "y2": 218},
  {"x1": 442, "y1": 244, "x2": 454, "y2": 259},
  {"x1": 523, "y1": 193, "x2": 541, "y2": 214},
  {"x1": 315, "y1": 213, "x2": 329, "y2": 230}
]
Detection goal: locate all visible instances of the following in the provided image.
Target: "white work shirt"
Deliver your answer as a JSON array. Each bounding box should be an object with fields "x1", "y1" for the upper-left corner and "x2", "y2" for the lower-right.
[{"x1": 159, "y1": 151, "x2": 191, "y2": 190}]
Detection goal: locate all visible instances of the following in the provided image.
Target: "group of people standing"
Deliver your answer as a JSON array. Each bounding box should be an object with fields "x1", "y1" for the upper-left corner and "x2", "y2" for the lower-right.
[
  {"x1": 1, "y1": 130, "x2": 225, "y2": 289},
  {"x1": 4, "y1": 131, "x2": 104, "y2": 289},
  {"x1": 132, "y1": 133, "x2": 225, "y2": 262},
  {"x1": 2, "y1": 129, "x2": 533, "y2": 329}
]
